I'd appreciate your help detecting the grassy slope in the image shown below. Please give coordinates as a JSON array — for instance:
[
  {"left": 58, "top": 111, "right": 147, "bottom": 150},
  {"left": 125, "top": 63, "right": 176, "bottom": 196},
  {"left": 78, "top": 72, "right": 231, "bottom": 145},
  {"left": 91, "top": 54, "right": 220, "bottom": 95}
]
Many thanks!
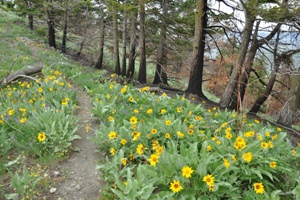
[{"left": 0, "top": 8, "right": 89, "bottom": 199}]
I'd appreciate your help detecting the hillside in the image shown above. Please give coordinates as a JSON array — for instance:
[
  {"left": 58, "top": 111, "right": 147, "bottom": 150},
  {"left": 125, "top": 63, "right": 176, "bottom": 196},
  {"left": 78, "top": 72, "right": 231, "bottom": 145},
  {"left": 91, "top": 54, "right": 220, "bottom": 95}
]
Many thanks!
[{"left": 1, "top": 8, "right": 300, "bottom": 200}]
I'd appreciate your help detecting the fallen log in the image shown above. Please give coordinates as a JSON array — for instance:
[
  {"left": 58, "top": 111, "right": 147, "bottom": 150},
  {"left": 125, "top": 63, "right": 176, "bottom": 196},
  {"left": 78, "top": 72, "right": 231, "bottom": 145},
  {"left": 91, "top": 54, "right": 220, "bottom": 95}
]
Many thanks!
[{"left": 0, "top": 65, "right": 42, "bottom": 87}]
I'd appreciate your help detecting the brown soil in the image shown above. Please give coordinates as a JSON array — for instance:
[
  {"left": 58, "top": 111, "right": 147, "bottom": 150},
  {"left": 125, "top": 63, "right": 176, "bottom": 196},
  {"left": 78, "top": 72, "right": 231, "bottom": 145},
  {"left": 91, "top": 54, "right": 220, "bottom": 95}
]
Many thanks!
[{"left": 50, "top": 86, "right": 104, "bottom": 200}]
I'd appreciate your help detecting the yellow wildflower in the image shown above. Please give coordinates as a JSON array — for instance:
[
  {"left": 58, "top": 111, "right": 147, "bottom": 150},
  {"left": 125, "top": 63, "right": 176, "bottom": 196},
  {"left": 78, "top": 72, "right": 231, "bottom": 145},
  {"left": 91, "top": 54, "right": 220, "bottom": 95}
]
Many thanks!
[
  {"left": 223, "top": 158, "right": 230, "bottom": 169},
  {"left": 170, "top": 180, "right": 183, "bottom": 193},
  {"left": 147, "top": 109, "right": 153, "bottom": 114},
  {"left": 38, "top": 132, "right": 46, "bottom": 142},
  {"left": 165, "top": 133, "right": 170, "bottom": 139},
  {"left": 130, "top": 116, "right": 138, "bottom": 124},
  {"left": 121, "top": 158, "right": 127, "bottom": 166},
  {"left": 108, "top": 131, "right": 118, "bottom": 140},
  {"left": 165, "top": 120, "right": 172, "bottom": 126},
  {"left": 161, "top": 109, "right": 167, "bottom": 114},
  {"left": 121, "top": 139, "right": 127, "bottom": 145},
  {"left": 253, "top": 182, "right": 264, "bottom": 194},
  {"left": 270, "top": 161, "right": 277, "bottom": 168},
  {"left": 20, "top": 118, "right": 27, "bottom": 123},
  {"left": 136, "top": 144, "right": 146, "bottom": 155},
  {"left": 110, "top": 148, "right": 115, "bottom": 156},
  {"left": 203, "top": 174, "right": 214, "bottom": 186},
  {"left": 148, "top": 154, "right": 159, "bottom": 166},
  {"left": 182, "top": 166, "right": 194, "bottom": 178},
  {"left": 85, "top": 124, "right": 90, "bottom": 133},
  {"left": 242, "top": 152, "right": 253, "bottom": 163}
]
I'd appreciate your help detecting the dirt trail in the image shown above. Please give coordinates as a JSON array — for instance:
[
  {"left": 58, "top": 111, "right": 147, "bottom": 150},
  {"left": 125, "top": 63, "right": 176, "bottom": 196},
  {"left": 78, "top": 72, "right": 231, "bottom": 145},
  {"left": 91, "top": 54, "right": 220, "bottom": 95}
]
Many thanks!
[{"left": 53, "top": 87, "right": 104, "bottom": 200}]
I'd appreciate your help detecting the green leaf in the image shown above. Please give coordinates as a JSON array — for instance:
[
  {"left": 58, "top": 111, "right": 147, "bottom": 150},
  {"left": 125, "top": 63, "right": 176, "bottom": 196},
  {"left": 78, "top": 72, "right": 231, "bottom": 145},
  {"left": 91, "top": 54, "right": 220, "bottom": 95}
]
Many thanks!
[
  {"left": 217, "top": 181, "right": 233, "bottom": 188},
  {"left": 160, "top": 163, "right": 173, "bottom": 177},
  {"left": 196, "top": 162, "right": 207, "bottom": 177},
  {"left": 270, "top": 190, "right": 281, "bottom": 200},
  {"left": 258, "top": 167, "right": 274, "bottom": 181},
  {"left": 182, "top": 187, "right": 196, "bottom": 199},
  {"left": 150, "top": 191, "right": 174, "bottom": 200},
  {"left": 276, "top": 132, "right": 287, "bottom": 143},
  {"left": 292, "top": 183, "right": 300, "bottom": 200},
  {"left": 250, "top": 168, "right": 263, "bottom": 179},
  {"left": 111, "top": 188, "right": 126, "bottom": 199},
  {"left": 200, "top": 141, "right": 208, "bottom": 157},
  {"left": 4, "top": 193, "right": 18, "bottom": 200},
  {"left": 139, "top": 185, "right": 156, "bottom": 199}
]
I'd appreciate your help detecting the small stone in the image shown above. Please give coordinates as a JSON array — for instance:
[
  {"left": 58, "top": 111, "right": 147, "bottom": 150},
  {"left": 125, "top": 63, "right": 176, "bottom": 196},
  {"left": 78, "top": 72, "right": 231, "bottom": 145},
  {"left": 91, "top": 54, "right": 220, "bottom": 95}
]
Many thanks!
[
  {"left": 50, "top": 188, "right": 57, "bottom": 193},
  {"left": 76, "top": 185, "right": 81, "bottom": 190},
  {"left": 53, "top": 171, "right": 60, "bottom": 176}
]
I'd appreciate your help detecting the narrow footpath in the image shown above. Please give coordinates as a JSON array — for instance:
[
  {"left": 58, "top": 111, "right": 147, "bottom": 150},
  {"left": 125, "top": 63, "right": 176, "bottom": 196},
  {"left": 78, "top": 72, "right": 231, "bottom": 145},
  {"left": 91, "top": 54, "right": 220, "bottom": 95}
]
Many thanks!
[{"left": 52, "top": 87, "right": 104, "bottom": 200}]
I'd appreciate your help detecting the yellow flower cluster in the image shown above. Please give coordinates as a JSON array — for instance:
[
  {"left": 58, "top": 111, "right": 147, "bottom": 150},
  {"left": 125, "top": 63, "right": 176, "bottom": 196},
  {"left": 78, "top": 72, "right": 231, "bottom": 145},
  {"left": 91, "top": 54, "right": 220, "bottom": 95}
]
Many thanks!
[{"left": 234, "top": 136, "right": 247, "bottom": 151}]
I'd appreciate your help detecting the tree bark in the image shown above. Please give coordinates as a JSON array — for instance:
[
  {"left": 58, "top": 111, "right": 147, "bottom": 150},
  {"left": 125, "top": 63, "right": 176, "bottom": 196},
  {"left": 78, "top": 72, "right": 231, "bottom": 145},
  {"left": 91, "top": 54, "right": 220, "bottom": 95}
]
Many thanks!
[
  {"left": 137, "top": 0, "right": 147, "bottom": 83},
  {"left": 239, "top": 23, "right": 281, "bottom": 105},
  {"left": 248, "top": 30, "right": 280, "bottom": 114},
  {"left": 126, "top": 8, "right": 137, "bottom": 79},
  {"left": 121, "top": 0, "right": 128, "bottom": 76},
  {"left": 0, "top": 65, "right": 42, "bottom": 87},
  {"left": 61, "top": 8, "right": 68, "bottom": 54},
  {"left": 277, "top": 71, "right": 300, "bottom": 127},
  {"left": 95, "top": 6, "right": 105, "bottom": 70},
  {"left": 153, "top": 0, "right": 168, "bottom": 85},
  {"left": 25, "top": 1, "right": 33, "bottom": 30},
  {"left": 185, "top": 0, "right": 207, "bottom": 98},
  {"left": 113, "top": 0, "right": 121, "bottom": 75},
  {"left": 46, "top": 0, "right": 56, "bottom": 48},
  {"left": 219, "top": 7, "right": 254, "bottom": 108},
  {"left": 77, "top": 39, "right": 85, "bottom": 56},
  {"left": 28, "top": 14, "right": 33, "bottom": 30},
  {"left": 76, "top": 6, "right": 89, "bottom": 57},
  {"left": 248, "top": 73, "right": 277, "bottom": 114}
]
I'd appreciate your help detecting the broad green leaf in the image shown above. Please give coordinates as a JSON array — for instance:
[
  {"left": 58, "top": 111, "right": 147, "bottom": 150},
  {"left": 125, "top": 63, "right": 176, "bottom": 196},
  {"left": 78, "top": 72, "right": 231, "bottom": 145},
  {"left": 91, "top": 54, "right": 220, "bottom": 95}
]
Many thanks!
[
  {"left": 270, "top": 190, "right": 281, "bottom": 200},
  {"left": 139, "top": 185, "right": 156, "bottom": 199},
  {"left": 292, "top": 183, "right": 300, "bottom": 200}
]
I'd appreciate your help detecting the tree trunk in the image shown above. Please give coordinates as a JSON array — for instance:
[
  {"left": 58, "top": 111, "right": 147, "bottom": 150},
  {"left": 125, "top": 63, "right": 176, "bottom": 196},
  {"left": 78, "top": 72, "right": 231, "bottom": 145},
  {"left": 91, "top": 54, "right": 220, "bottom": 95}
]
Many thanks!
[
  {"left": 248, "top": 73, "right": 277, "bottom": 114},
  {"left": 153, "top": 0, "right": 168, "bottom": 85},
  {"left": 113, "top": 0, "right": 121, "bottom": 75},
  {"left": 137, "top": 0, "right": 147, "bottom": 84},
  {"left": 25, "top": 1, "right": 33, "bottom": 30},
  {"left": 121, "top": 0, "right": 128, "bottom": 76},
  {"left": 277, "top": 71, "right": 300, "bottom": 127},
  {"left": 248, "top": 29, "right": 280, "bottom": 114},
  {"left": 239, "top": 23, "right": 281, "bottom": 106},
  {"left": 185, "top": 0, "right": 207, "bottom": 98},
  {"left": 61, "top": 8, "right": 68, "bottom": 54},
  {"left": 28, "top": 14, "right": 33, "bottom": 30},
  {"left": 126, "top": 9, "right": 137, "bottom": 79},
  {"left": 0, "top": 65, "right": 43, "bottom": 87},
  {"left": 95, "top": 9, "right": 105, "bottom": 69},
  {"left": 237, "top": 21, "right": 260, "bottom": 106},
  {"left": 76, "top": 6, "right": 89, "bottom": 57},
  {"left": 77, "top": 39, "right": 85, "bottom": 56},
  {"left": 219, "top": 8, "right": 254, "bottom": 108},
  {"left": 46, "top": 0, "right": 56, "bottom": 48}
]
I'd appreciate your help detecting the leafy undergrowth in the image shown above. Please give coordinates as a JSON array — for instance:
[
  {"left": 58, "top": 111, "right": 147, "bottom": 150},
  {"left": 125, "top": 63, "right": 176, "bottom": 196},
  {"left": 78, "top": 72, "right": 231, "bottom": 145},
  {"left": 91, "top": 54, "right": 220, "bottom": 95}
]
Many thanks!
[
  {"left": 88, "top": 76, "right": 300, "bottom": 199},
  {"left": 0, "top": 9, "right": 84, "bottom": 199},
  {"left": 0, "top": 68, "right": 80, "bottom": 199}
]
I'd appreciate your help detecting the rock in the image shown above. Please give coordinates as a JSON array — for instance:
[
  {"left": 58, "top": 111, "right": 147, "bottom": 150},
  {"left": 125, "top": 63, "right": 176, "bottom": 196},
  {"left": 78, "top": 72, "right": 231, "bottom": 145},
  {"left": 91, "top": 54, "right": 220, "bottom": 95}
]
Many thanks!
[
  {"left": 50, "top": 188, "right": 57, "bottom": 193},
  {"left": 76, "top": 185, "right": 81, "bottom": 190},
  {"left": 53, "top": 171, "right": 60, "bottom": 176}
]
